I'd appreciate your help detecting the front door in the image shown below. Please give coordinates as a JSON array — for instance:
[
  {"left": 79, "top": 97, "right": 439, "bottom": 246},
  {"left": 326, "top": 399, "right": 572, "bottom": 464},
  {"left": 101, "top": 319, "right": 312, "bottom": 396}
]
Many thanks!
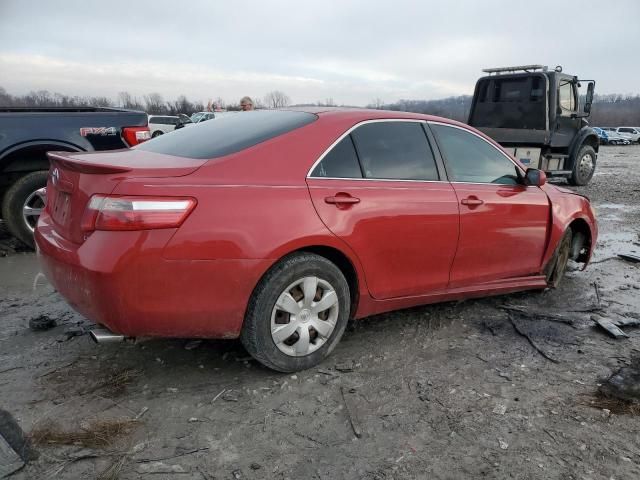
[
  {"left": 307, "top": 121, "right": 460, "bottom": 299},
  {"left": 429, "top": 122, "right": 550, "bottom": 288},
  {"left": 552, "top": 78, "right": 581, "bottom": 151}
]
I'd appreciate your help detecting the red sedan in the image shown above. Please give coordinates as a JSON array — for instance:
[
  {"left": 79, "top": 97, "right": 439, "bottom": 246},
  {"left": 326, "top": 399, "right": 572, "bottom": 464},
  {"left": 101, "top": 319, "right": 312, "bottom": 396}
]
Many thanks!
[{"left": 36, "top": 108, "right": 597, "bottom": 372}]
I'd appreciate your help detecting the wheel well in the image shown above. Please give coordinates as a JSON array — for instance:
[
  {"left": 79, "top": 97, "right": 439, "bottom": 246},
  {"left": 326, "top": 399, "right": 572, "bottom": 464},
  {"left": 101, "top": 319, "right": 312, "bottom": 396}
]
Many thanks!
[
  {"left": 1, "top": 144, "right": 78, "bottom": 175},
  {"left": 0, "top": 144, "right": 76, "bottom": 213},
  {"left": 294, "top": 245, "right": 360, "bottom": 318},
  {"left": 568, "top": 218, "right": 591, "bottom": 262},
  {"left": 584, "top": 135, "right": 599, "bottom": 153}
]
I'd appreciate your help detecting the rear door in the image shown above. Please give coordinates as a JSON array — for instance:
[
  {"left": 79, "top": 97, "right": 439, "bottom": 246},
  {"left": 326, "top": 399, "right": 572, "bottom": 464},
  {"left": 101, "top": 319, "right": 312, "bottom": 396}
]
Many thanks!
[
  {"left": 307, "top": 120, "right": 459, "bottom": 300},
  {"left": 429, "top": 122, "right": 550, "bottom": 288}
]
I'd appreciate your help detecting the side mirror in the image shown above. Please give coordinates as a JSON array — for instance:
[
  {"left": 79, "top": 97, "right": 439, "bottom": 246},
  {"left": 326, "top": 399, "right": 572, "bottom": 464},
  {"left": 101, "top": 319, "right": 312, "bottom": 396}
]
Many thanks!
[
  {"left": 525, "top": 168, "right": 546, "bottom": 187},
  {"left": 584, "top": 82, "right": 595, "bottom": 114}
]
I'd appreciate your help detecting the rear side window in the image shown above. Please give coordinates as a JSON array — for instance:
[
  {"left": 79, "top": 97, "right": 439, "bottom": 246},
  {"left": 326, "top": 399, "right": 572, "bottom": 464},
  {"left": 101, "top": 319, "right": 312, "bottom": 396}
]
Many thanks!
[
  {"left": 431, "top": 124, "right": 520, "bottom": 185},
  {"left": 351, "top": 122, "right": 439, "bottom": 180},
  {"left": 311, "top": 136, "right": 362, "bottom": 178},
  {"left": 136, "top": 110, "right": 317, "bottom": 159}
]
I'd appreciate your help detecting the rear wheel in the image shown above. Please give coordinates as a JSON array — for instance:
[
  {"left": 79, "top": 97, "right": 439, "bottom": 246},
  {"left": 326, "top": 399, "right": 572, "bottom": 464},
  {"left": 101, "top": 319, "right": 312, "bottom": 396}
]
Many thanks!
[
  {"left": 1, "top": 171, "right": 48, "bottom": 249},
  {"left": 151, "top": 131, "right": 163, "bottom": 138},
  {"left": 241, "top": 253, "right": 350, "bottom": 372},
  {"left": 568, "top": 145, "right": 596, "bottom": 186},
  {"left": 546, "top": 229, "right": 572, "bottom": 288}
]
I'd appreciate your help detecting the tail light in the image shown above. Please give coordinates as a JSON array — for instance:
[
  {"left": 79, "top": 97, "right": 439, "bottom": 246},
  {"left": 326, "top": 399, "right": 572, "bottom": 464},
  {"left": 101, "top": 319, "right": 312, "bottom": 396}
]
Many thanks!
[
  {"left": 81, "top": 195, "right": 196, "bottom": 232},
  {"left": 122, "top": 126, "right": 151, "bottom": 146}
]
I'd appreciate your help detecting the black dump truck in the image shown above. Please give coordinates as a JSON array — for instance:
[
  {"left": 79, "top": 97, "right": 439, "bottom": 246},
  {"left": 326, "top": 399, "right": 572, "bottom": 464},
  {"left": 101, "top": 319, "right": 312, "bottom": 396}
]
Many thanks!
[
  {"left": 0, "top": 107, "right": 150, "bottom": 247},
  {"left": 468, "top": 65, "right": 597, "bottom": 186}
]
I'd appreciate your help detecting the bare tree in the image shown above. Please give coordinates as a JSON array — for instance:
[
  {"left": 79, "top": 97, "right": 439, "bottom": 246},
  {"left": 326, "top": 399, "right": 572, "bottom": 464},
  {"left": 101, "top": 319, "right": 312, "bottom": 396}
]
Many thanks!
[
  {"left": 264, "top": 90, "right": 291, "bottom": 109},
  {"left": 370, "top": 98, "right": 385, "bottom": 110},
  {"left": 143, "top": 92, "right": 165, "bottom": 114}
]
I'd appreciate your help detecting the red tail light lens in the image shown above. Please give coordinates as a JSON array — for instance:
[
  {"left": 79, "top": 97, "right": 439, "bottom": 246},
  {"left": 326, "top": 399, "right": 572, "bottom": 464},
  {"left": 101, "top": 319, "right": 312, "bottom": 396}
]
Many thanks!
[
  {"left": 81, "top": 195, "right": 196, "bottom": 232},
  {"left": 122, "top": 126, "right": 151, "bottom": 146}
]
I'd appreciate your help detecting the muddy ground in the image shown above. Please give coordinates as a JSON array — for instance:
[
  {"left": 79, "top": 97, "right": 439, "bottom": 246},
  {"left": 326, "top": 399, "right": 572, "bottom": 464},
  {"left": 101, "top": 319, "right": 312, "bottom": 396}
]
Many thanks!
[{"left": 1, "top": 146, "right": 640, "bottom": 480}]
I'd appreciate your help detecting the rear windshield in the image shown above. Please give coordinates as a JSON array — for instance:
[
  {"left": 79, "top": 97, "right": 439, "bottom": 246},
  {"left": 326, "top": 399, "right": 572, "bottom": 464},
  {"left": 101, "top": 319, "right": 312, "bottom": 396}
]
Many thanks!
[{"left": 136, "top": 110, "right": 317, "bottom": 159}]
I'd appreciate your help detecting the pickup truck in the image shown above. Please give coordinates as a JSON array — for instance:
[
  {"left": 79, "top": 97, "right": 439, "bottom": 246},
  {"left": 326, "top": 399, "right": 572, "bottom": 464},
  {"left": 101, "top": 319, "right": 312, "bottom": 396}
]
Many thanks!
[{"left": 0, "top": 107, "right": 150, "bottom": 247}]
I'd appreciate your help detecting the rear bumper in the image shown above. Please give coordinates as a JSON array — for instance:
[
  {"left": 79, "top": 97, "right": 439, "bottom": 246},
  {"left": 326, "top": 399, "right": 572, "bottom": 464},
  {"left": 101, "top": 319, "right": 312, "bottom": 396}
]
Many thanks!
[{"left": 35, "top": 213, "right": 272, "bottom": 339}]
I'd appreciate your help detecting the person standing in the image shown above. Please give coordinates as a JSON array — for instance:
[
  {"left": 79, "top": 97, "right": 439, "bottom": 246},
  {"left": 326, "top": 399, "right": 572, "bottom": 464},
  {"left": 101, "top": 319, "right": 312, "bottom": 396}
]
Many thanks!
[{"left": 240, "top": 96, "right": 254, "bottom": 111}]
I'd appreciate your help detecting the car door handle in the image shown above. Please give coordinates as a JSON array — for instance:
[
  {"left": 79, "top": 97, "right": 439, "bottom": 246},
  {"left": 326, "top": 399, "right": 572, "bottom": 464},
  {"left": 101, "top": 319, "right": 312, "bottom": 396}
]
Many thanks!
[
  {"left": 460, "top": 197, "right": 484, "bottom": 206},
  {"left": 324, "top": 195, "right": 360, "bottom": 205}
]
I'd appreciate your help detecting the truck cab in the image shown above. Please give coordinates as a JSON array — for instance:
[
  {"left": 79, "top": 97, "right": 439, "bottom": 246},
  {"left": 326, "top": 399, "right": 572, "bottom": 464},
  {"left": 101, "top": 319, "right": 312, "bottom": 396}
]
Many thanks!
[{"left": 468, "top": 65, "right": 597, "bottom": 185}]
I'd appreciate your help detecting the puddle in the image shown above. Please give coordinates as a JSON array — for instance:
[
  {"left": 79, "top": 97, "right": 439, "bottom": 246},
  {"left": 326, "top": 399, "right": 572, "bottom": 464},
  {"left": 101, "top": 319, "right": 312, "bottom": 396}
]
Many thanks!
[{"left": 0, "top": 252, "right": 49, "bottom": 295}]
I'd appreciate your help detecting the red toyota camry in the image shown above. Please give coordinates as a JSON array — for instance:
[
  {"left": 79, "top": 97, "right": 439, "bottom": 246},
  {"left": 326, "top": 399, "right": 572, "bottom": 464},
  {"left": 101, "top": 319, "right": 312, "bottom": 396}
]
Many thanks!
[{"left": 36, "top": 108, "right": 597, "bottom": 372}]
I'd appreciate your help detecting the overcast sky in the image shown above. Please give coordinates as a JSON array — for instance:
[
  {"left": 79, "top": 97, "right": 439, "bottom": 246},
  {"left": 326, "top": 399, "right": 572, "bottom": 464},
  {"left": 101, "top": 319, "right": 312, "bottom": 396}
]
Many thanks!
[{"left": 1, "top": 0, "right": 639, "bottom": 106}]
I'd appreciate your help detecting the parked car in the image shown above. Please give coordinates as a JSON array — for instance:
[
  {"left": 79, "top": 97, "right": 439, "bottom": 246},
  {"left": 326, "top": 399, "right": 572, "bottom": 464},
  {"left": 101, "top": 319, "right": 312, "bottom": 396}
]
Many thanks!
[
  {"left": 599, "top": 128, "right": 632, "bottom": 145},
  {"left": 174, "top": 114, "right": 194, "bottom": 131},
  {"left": 615, "top": 127, "right": 640, "bottom": 143},
  {"left": 36, "top": 109, "right": 597, "bottom": 372},
  {"left": 0, "top": 107, "right": 149, "bottom": 247},
  {"left": 148, "top": 115, "right": 183, "bottom": 137},
  {"left": 593, "top": 127, "right": 609, "bottom": 144},
  {"left": 190, "top": 112, "right": 216, "bottom": 123}
]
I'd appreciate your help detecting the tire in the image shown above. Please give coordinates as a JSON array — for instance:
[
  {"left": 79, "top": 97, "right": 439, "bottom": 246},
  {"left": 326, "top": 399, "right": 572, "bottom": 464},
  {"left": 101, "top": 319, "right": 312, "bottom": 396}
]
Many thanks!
[
  {"left": 546, "top": 229, "right": 572, "bottom": 288},
  {"left": 568, "top": 145, "right": 596, "bottom": 186},
  {"left": 1, "top": 171, "right": 48, "bottom": 249},
  {"left": 241, "top": 252, "right": 351, "bottom": 372},
  {"left": 151, "top": 131, "right": 163, "bottom": 138}
]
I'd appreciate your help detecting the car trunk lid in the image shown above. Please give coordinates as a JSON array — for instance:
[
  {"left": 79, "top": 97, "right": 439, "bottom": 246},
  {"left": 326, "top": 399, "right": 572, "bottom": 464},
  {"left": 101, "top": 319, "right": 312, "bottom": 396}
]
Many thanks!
[{"left": 45, "top": 149, "right": 206, "bottom": 244}]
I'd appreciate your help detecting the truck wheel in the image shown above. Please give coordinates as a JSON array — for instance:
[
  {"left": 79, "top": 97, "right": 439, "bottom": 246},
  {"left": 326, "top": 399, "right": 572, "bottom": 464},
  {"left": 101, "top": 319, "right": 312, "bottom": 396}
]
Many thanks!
[
  {"left": 152, "top": 131, "right": 163, "bottom": 138},
  {"left": 1, "top": 171, "right": 48, "bottom": 249},
  {"left": 568, "top": 145, "right": 596, "bottom": 186}
]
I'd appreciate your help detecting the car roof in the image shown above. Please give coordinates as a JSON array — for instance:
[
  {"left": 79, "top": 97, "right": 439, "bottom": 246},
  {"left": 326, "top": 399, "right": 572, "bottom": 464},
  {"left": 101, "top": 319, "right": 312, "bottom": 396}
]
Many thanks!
[{"left": 280, "top": 106, "right": 466, "bottom": 127}]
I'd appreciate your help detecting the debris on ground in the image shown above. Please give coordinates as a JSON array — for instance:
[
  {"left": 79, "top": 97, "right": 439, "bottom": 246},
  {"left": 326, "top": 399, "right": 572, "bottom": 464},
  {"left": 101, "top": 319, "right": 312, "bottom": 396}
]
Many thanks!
[
  {"left": 0, "top": 436, "right": 24, "bottom": 479},
  {"left": 29, "top": 418, "right": 140, "bottom": 449},
  {"left": 499, "top": 304, "right": 576, "bottom": 325},
  {"left": 28, "top": 315, "right": 56, "bottom": 331},
  {"left": 493, "top": 404, "right": 507, "bottom": 415},
  {"left": 508, "top": 315, "right": 559, "bottom": 363},
  {"left": 0, "top": 409, "right": 38, "bottom": 466},
  {"left": 617, "top": 253, "right": 640, "bottom": 264},
  {"left": 0, "top": 409, "right": 38, "bottom": 478},
  {"left": 592, "top": 314, "right": 640, "bottom": 339},
  {"left": 335, "top": 361, "right": 358, "bottom": 372},
  {"left": 599, "top": 361, "right": 640, "bottom": 404},
  {"left": 341, "top": 387, "right": 363, "bottom": 438},
  {"left": 81, "top": 368, "right": 141, "bottom": 397},
  {"left": 63, "top": 326, "right": 86, "bottom": 340},
  {"left": 184, "top": 340, "right": 202, "bottom": 350},
  {"left": 136, "top": 462, "right": 186, "bottom": 474}
]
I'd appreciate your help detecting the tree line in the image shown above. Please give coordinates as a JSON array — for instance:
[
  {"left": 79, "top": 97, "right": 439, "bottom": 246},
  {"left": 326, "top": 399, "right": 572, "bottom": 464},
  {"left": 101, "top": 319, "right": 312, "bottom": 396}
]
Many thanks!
[
  {"left": 366, "top": 94, "right": 640, "bottom": 126},
  {"left": 0, "top": 87, "right": 292, "bottom": 114},
  {"left": 1, "top": 85, "right": 639, "bottom": 126}
]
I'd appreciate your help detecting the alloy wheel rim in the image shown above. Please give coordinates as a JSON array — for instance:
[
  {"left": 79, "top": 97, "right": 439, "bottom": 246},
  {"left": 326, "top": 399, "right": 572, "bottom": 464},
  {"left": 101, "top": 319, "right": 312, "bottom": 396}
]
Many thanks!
[
  {"left": 22, "top": 187, "right": 46, "bottom": 233},
  {"left": 270, "top": 276, "right": 339, "bottom": 357}
]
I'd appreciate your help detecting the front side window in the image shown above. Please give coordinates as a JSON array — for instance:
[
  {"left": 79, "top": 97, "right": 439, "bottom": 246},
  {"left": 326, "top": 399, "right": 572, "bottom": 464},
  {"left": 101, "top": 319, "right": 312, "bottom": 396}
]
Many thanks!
[
  {"left": 558, "top": 81, "right": 576, "bottom": 112},
  {"left": 431, "top": 124, "right": 520, "bottom": 185},
  {"left": 310, "top": 136, "right": 362, "bottom": 178},
  {"left": 351, "top": 122, "right": 439, "bottom": 181}
]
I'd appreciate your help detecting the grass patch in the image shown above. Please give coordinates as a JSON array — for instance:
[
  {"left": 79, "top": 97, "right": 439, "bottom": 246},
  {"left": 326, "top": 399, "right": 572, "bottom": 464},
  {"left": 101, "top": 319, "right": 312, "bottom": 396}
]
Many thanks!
[
  {"left": 30, "top": 418, "right": 140, "bottom": 449},
  {"left": 579, "top": 392, "right": 640, "bottom": 416}
]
